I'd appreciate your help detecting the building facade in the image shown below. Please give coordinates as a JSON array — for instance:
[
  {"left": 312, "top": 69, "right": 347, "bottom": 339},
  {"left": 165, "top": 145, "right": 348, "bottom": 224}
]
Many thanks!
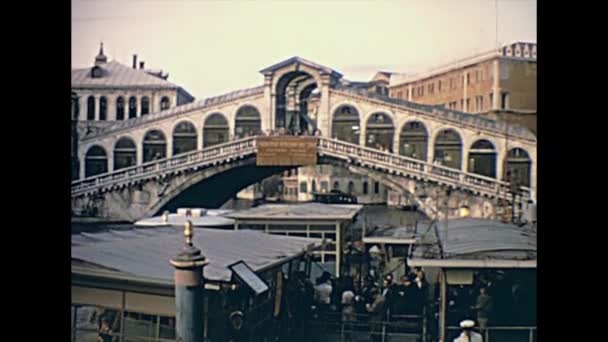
[{"left": 389, "top": 42, "right": 536, "bottom": 132}]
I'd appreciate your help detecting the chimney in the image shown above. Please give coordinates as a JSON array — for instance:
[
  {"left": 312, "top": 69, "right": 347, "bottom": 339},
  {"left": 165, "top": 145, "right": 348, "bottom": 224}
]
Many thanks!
[
  {"left": 140, "top": 61, "right": 145, "bottom": 69},
  {"left": 132, "top": 54, "right": 137, "bottom": 69}
]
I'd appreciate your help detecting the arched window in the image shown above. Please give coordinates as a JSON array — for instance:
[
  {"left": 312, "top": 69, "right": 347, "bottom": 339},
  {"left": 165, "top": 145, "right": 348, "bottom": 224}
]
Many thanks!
[
  {"left": 116, "top": 97, "right": 125, "bottom": 121},
  {"left": 366, "top": 112, "right": 394, "bottom": 151},
  {"left": 468, "top": 139, "right": 497, "bottom": 178},
  {"left": 99, "top": 96, "right": 107, "bottom": 121},
  {"left": 433, "top": 129, "right": 463, "bottom": 170},
  {"left": 333, "top": 181, "right": 340, "bottom": 191},
  {"left": 173, "top": 121, "right": 197, "bottom": 155},
  {"left": 143, "top": 130, "right": 167, "bottom": 162},
  {"left": 72, "top": 97, "right": 79, "bottom": 120},
  {"left": 504, "top": 148, "right": 532, "bottom": 188},
  {"left": 332, "top": 105, "right": 360, "bottom": 144},
  {"left": 87, "top": 96, "right": 95, "bottom": 121},
  {"left": 311, "top": 180, "right": 317, "bottom": 193},
  {"left": 374, "top": 181, "right": 380, "bottom": 194},
  {"left": 399, "top": 121, "right": 428, "bottom": 161},
  {"left": 203, "top": 113, "right": 229, "bottom": 147},
  {"left": 300, "top": 181, "right": 308, "bottom": 194},
  {"left": 363, "top": 181, "right": 369, "bottom": 195},
  {"left": 84, "top": 145, "right": 107, "bottom": 177},
  {"left": 348, "top": 181, "right": 355, "bottom": 194},
  {"left": 235, "top": 105, "right": 261, "bottom": 137},
  {"left": 128, "top": 97, "right": 137, "bottom": 119},
  {"left": 113, "top": 137, "right": 136, "bottom": 170},
  {"left": 160, "top": 96, "right": 170, "bottom": 110},
  {"left": 141, "top": 96, "right": 150, "bottom": 115}
]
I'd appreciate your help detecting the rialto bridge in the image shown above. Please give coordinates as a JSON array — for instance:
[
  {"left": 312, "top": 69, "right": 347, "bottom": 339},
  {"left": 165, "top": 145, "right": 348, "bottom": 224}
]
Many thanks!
[{"left": 72, "top": 57, "right": 536, "bottom": 221}]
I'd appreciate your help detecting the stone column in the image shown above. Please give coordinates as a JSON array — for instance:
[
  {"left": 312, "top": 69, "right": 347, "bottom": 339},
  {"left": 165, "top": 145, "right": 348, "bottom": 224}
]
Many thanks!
[
  {"left": 170, "top": 221, "right": 208, "bottom": 342},
  {"left": 462, "top": 72, "right": 468, "bottom": 112},
  {"left": 263, "top": 73, "right": 274, "bottom": 132},
  {"left": 78, "top": 95, "right": 86, "bottom": 121},
  {"left": 492, "top": 59, "right": 501, "bottom": 110},
  {"left": 407, "top": 85, "right": 413, "bottom": 101},
  {"left": 317, "top": 73, "right": 332, "bottom": 136},
  {"left": 107, "top": 95, "right": 116, "bottom": 121}
]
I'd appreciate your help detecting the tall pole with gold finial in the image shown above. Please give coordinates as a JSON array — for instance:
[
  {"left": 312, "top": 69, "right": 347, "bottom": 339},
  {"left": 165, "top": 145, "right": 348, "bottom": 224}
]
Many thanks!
[{"left": 170, "top": 221, "right": 208, "bottom": 342}]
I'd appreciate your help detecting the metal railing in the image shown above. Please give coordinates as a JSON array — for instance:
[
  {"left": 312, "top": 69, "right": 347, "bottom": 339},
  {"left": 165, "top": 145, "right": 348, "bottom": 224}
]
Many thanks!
[
  {"left": 447, "top": 325, "right": 537, "bottom": 342},
  {"left": 73, "top": 135, "right": 532, "bottom": 204},
  {"left": 307, "top": 311, "right": 427, "bottom": 342}
]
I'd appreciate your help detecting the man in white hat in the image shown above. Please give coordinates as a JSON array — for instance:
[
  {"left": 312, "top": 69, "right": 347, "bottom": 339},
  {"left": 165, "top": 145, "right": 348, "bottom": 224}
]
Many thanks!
[{"left": 453, "top": 319, "right": 483, "bottom": 342}]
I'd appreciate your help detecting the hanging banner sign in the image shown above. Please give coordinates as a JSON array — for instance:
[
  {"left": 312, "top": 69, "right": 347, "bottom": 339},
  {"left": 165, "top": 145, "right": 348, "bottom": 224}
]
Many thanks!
[{"left": 256, "top": 136, "right": 318, "bottom": 166}]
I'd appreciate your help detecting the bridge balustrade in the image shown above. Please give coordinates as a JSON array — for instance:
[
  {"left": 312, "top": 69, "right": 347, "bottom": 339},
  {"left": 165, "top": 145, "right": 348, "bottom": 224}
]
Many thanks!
[
  {"left": 73, "top": 136, "right": 530, "bottom": 205},
  {"left": 446, "top": 325, "right": 537, "bottom": 342}
]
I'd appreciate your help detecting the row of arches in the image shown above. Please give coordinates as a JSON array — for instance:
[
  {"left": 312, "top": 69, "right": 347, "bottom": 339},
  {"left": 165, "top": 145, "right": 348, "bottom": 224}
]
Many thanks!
[
  {"left": 83, "top": 95, "right": 171, "bottom": 121},
  {"left": 82, "top": 107, "right": 262, "bottom": 177},
  {"left": 330, "top": 104, "right": 532, "bottom": 187}
]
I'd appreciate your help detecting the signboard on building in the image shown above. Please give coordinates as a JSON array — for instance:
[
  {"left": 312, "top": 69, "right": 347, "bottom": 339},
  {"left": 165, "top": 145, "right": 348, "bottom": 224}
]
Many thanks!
[{"left": 256, "top": 136, "right": 318, "bottom": 166}]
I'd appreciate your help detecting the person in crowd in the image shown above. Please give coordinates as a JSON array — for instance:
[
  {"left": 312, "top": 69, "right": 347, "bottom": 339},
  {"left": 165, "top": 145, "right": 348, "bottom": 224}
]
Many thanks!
[
  {"left": 366, "top": 288, "right": 386, "bottom": 342},
  {"left": 414, "top": 268, "right": 429, "bottom": 313},
  {"left": 381, "top": 274, "right": 398, "bottom": 318},
  {"left": 470, "top": 286, "right": 493, "bottom": 336},
  {"left": 97, "top": 317, "right": 113, "bottom": 342},
  {"left": 341, "top": 290, "right": 357, "bottom": 322},
  {"left": 227, "top": 311, "right": 250, "bottom": 342},
  {"left": 453, "top": 319, "right": 483, "bottom": 342},
  {"left": 314, "top": 272, "right": 333, "bottom": 312}
]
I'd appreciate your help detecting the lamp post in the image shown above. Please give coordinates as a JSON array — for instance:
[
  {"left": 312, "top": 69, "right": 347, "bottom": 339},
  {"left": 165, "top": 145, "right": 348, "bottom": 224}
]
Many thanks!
[{"left": 170, "top": 221, "right": 208, "bottom": 342}]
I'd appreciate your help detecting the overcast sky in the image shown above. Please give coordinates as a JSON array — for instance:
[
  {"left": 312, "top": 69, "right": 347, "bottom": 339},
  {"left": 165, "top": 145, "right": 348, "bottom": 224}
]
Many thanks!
[{"left": 72, "top": 0, "right": 536, "bottom": 99}]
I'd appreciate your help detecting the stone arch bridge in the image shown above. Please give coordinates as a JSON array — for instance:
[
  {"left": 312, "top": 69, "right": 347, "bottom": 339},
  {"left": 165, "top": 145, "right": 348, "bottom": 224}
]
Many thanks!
[{"left": 73, "top": 57, "right": 536, "bottom": 221}]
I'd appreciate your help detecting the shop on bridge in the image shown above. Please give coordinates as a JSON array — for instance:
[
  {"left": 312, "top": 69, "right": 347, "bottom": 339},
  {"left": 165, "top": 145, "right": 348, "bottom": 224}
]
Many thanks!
[{"left": 71, "top": 225, "right": 323, "bottom": 342}]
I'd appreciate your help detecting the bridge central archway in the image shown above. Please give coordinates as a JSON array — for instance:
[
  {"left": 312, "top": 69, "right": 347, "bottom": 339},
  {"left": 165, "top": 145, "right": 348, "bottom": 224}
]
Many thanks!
[{"left": 274, "top": 71, "right": 319, "bottom": 133}]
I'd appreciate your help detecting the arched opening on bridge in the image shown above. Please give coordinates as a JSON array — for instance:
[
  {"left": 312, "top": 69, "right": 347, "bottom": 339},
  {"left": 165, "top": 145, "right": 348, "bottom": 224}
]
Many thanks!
[
  {"left": 128, "top": 97, "right": 137, "bottom": 119},
  {"left": 172, "top": 121, "right": 197, "bottom": 156},
  {"left": 99, "top": 96, "right": 107, "bottom": 121},
  {"left": 348, "top": 181, "right": 355, "bottom": 194},
  {"left": 433, "top": 129, "right": 462, "bottom": 170},
  {"left": 160, "top": 96, "right": 170, "bottom": 111},
  {"left": 141, "top": 96, "right": 150, "bottom": 116},
  {"left": 332, "top": 105, "right": 360, "bottom": 144},
  {"left": 298, "top": 84, "right": 319, "bottom": 133},
  {"left": 468, "top": 139, "right": 496, "bottom": 178},
  {"left": 275, "top": 71, "right": 318, "bottom": 133},
  {"left": 84, "top": 145, "right": 107, "bottom": 177},
  {"left": 333, "top": 181, "right": 340, "bottom": 191},
  {"left": 116, "top": 97, "right": 125, "bottom": 121},
  {"left": 143, "top": 130, "right": 167, "bottom": 162},
  {"left": 399, "top": 121, "right": 428, "bottom": 161},
  {"left": 113, "top": 137, "right": 136, "bottom": 170},
  {"left": 234, "top": 105, "right": 261, "bottom": 138},
  {"left": 203, "top": 113, "right": 229, "bottom": 147},
  {"left": 366, "top": 112, "right": 394, "bottom": 151},
  {"left": 87, "top": 96, "right": 95, "bottom": 121},
  {"left": 503, "top": 148, "right": 531, "bottom": 188}
]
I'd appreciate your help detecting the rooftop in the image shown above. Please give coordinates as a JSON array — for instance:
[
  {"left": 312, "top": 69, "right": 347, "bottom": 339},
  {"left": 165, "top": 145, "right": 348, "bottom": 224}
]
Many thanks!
[
  {"left": 72, "top": 226, "right": 321, "bottom": 284},
  {"left": 225, "top": 202, "right": 363, "bottom": 221},
  {"left": 408, "top": 218, "right": 536, "bottom": 268},
  {"left": 72, "top": 60, "right": 182, "bottom": 90}
]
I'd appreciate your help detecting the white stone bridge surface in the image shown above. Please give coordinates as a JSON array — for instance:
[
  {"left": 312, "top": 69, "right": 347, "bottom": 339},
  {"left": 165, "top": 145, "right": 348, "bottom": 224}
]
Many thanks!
[{"left": 73, "top": 57, "right": 536, "bottom": 221}]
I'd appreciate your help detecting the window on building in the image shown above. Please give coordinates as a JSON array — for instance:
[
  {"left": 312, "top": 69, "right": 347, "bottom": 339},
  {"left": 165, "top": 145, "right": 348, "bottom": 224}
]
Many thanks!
[
  {"left": 116, "top": 97, "right": 125, "bottom": 120},
  {"left": 450, "top": 78, "right": 454, "bottom": 89},
  {"left": 479, "top": 96, "right": 484, "bottom": 112},
  {"left": 128, "top": 97, "right": 137, "bottom": 118},
  {"left": 363, "top": 181, "right": 368, "bottom": 195},
  {"left": 501, "top": 92, "right": 509, "bottom": 109},
  {"left": 99, "top": 96, "right": 107, "bottom": 121},
  {"left": 348, "top": 181, "right": 355, "bottom": 194},
  {"left": 374, "top": 181, "right": 380, "bottom": 194},
  {"left": 466, "top": 73, "right": 470, "bottom": 85},
  {"left": 141, "top": 96, "right": 150, "bottom": 115},
  {"left": 460, "top": 99, "right": 464, "bottom": 110},
  {"left": 438, "top": 80, "right": 442, "bottom": 92},
  {"left": 87, "top": 96, "right": 95, "bottom": 120},
  {"left": 300, "top": 181, "right": 308, "bottom": 193},
  {"left": 397, "top": 91, "right": 403, "bottom": 99},
  {"left": 465, "top": 98, "right": 470, "bottom": 112},
  {"left": 489, "top": 93, "right": 494, "bottom": 109},
  {"left": 160, "top": 96, "right": 170, "bottom": 110},
  {"left": 333, "top": 181, "right": 340, "bottom": 191}
]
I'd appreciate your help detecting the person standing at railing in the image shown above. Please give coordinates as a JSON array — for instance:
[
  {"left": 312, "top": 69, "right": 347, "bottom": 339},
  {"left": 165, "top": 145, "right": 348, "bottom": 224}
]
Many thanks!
[
  {"left": 470, "top": 286, "right": 493, "bottom": 338},
  {"left": 314, "top": 272, "right": 333, "bottom": 314},
  {"left": 453, "top": 320, "right": 483, "bottom": 342},
  {"left": 365, "top": 288, "right": 386, "bottom": 342}
]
